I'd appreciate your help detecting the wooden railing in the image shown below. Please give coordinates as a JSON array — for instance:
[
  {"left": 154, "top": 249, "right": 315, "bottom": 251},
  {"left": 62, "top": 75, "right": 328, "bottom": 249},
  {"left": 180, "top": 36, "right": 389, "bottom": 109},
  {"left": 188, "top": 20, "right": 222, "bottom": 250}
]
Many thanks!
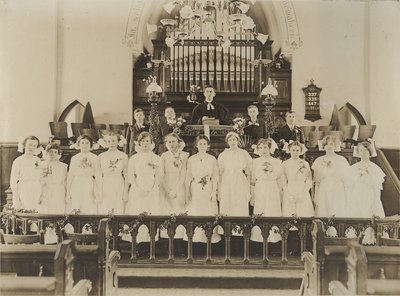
[{"left": 2, "top": 212, "right": 399, "bottom": 267}]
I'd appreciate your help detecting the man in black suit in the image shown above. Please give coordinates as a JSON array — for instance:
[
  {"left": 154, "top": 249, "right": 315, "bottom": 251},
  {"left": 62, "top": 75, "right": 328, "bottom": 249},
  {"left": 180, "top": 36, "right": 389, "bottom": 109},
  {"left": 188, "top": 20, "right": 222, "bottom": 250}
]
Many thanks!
[
  {"left": 243, "top": 105, "right": 266, "bottom": 141},
  {"left": 126, "top": 108, "right": 149, "bottom": 156},
  {"left": 191, "top": 86, "right": 231, "bottom": 125},
  {"left": 276, "top": 111, "right": 305, "bottom": 143}
]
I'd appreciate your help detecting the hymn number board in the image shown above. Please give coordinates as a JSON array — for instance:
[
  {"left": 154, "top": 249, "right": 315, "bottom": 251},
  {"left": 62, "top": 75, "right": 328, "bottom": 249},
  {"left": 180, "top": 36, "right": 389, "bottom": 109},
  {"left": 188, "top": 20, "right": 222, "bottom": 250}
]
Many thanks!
[{"left": 303, "top": 80, "right": 322, "bottom": 122}]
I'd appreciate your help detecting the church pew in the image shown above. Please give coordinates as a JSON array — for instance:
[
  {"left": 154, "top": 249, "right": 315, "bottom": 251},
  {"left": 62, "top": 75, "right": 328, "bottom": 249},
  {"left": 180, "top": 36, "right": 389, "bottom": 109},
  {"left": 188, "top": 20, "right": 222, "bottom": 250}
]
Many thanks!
[
  {"left": 0, "top": 239, "right": 92, "bottom": 295},
  {"left": 328, "top": 241, "right": 400, "bottom": 295},
  {"left": 302, "top": 219, "right": 400, "bottom": 295},
  {"left": 62, "top": 217, "right": 120, "bottom": 296},
  {"left": 0, "top": 218, "right": 119, "bottom": 296}
]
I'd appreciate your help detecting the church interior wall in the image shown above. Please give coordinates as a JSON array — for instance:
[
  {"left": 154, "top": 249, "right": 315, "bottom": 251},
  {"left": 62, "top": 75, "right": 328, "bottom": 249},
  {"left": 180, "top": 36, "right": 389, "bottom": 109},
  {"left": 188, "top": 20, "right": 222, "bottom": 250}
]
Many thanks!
[{"left": 1, "top": 0, "right": 399, "bottom": 148}]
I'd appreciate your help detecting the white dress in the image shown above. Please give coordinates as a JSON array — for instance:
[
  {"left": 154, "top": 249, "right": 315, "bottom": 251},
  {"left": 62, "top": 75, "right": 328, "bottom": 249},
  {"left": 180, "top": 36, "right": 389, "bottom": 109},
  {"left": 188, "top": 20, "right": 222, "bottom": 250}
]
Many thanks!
[
  {"left": 250, "top": 156, "right": 283, "bottom": 243},
  {"left": 349, "top": 161, "right": 385, "bottom": 218},
  {"left": 218, "top": 148, "right": 252, "bottom": 216},
  {"left": 160, "top": 150, "right": 189, "bottom": 239},
  {"left": 40, "top": 160, "right": 68, "bottom": 214},
  {"left": 126, "top": 151, "right": 162, "bottom": 243},
  {"left": 282, "top": 158, "right": 315, "bottom": 217},
  {"left": 184, "top": 153, "right": 220, "bottom": 243},
  {"left": 99, "top": 150, "right": 128, "bottom": 215},
  {"left": 312, "top": 154, "right": 350, "bottom": 217},
  {"left": 252, "top": 156, "right": 283, "bottom": 217},
  {"left": 68, "top": 152, "right": 101, "bottom": 214},
  {"left": 10, "top": 155, "right": 42, "bottom": 211}
]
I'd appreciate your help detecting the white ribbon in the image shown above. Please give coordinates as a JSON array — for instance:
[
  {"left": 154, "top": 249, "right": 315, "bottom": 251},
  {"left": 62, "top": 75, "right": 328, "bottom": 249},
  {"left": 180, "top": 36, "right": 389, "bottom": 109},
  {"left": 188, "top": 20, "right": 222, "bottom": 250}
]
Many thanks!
[{"left": 206, "top": 102, "right": 215, "bottom": 110}]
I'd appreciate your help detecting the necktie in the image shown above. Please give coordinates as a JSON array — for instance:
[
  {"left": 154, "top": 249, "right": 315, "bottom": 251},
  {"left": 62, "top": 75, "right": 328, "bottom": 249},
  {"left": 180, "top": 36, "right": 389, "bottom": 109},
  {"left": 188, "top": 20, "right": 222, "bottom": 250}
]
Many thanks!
[{"left": 206, "top": 102, "right": 215, "bottom": 110}]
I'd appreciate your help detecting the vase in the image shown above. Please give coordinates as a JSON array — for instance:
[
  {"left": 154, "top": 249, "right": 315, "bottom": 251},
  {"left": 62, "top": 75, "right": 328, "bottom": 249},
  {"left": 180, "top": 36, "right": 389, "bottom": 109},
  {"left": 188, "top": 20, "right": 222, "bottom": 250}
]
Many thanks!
[
  {"left": 49, "top": 122, "right": 68, "bottom": 138},
  {"left": 308, "top": 131, "right": 325, "bottom": 148},
  {"left": 357, "top": 125, "right": 376, "bottom": 141}
]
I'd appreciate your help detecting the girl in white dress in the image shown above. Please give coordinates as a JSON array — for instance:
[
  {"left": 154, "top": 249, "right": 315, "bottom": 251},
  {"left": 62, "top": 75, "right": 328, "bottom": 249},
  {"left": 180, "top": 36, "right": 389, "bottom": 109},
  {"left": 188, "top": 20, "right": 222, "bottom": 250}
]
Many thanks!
[
  {"left": 312, "top": 135, "right": 350, "bottom": 217},
  {"left": 126, "top": 132, "right": 162, "bottom": 243},
  {"left": 160, "top": 133, "right": 188, "bottom": 239},
  {"left": 349, "top": 141, "right": 385, "bottom": 218},
  {"left": 39, "top": 143, "right": 68, "bottom": 214},
  {"left": 282, "top": 141, "right": 314, "bottom": 217},
  {"left": 185, "top": 135, "right": 220, "bottom": 243},
  {"left": 10, "top": 136, "right": 42, "bottom": 211},
  {"left": 250, "top": 138, "right": 283, "bottom": 243},
  {"left": 98, "top": 132, "right": 128, "bottom": 215},
  {"left": 66, "top": 135, "right": 101, "bottom": 214},
  {"left": 218, "top": 132, "right": 252, "bottom": 217}
]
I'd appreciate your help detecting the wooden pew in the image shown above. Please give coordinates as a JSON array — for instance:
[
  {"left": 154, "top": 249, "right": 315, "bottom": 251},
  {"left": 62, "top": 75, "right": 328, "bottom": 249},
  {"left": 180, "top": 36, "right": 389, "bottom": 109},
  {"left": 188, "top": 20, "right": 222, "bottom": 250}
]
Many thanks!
[
  {"left": 0, "top": 239, "right": 91, "bottom": 295},
  {"left": 62, "top": 217, "right": 120, "bottom": 296},
  {"left": 0, "top": 218, "right": 119, "bottom": 296},
  {"left": 329, "top": 241, "right": 400, "bottom": 295},
  {"left": 302, "top": 219, "right": 400, "bottom": 295}
]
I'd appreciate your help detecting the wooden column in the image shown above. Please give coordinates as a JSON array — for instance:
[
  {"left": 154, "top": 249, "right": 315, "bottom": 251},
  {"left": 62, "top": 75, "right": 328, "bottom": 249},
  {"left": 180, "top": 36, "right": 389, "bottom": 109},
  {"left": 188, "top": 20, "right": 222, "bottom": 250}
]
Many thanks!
[
  {"left": 224, "top": 222, "right": 232, "bottom": 264},
  {"left": 186, "top": 222, "right": 194, "bottom": 264},
  {"left": 262, "top": 222, "right": 270, "bottom": 266}
]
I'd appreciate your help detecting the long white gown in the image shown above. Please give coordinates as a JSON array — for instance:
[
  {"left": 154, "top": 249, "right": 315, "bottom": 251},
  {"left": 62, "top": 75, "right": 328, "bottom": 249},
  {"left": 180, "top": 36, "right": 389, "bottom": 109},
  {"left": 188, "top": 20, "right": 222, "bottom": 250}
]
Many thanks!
[
  {"left": 184, "top": 153, "right": 221, "bottom": 243},
  {"left": 218, "top": 148, "right": 252, "bottom": 216},
  {"left": 250, "top": 156, "right": 283, "bottom": 242},
  {"left": 99, "top": 150, "right": 128, "bottom": 215},
  {"left": 282, "top": 158, "right": 315, "bottom": 217},
  {"left": 126, "top": 151, "right": 162, "bottom": 243},
  {"left": 312, "top": 154, "right": 350, "bottom": 217},
  {"left": 160, "top": 150, "right": 189, "bottom": 239},
  {"left": 10, "top": 155, "right": 42, "bottom": 211},
  {"left": 349, "top": 161, "right": 385, "bottom": 218},
  {"left": 68, "top": 152, "right": 101, "bottom": 214},
  {"left": 40, "top": 160, "right": 68, "bottom": 214}
]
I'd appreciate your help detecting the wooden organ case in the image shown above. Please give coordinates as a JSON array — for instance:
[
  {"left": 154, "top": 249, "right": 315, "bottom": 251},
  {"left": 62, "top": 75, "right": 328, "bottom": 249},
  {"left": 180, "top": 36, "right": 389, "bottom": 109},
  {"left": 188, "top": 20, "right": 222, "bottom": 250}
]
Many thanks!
[{"left": 133, "top": 5, "right": 292, "bottom": 129}]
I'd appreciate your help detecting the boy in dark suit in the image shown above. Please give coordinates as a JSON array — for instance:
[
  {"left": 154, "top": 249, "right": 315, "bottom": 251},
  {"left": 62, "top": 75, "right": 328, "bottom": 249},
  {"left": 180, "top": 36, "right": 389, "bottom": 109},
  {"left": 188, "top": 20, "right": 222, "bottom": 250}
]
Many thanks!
[
  {"left": 243, "top": 105, "right": 266, "bottom": 141},
  {"left": 126, "top": 108, "right": 149, "bottom": 156},
  {"left": 276, "top": 111, "right": 305, "bottom": 143}
]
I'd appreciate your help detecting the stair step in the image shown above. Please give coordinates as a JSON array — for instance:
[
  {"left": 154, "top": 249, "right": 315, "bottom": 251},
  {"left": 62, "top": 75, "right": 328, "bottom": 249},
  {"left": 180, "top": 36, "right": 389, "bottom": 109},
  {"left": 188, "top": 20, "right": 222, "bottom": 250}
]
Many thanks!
[
  {"left": 118, "top": 267, "right": 303, "bottom": 289},
  {"left": 118, "top": 288, "right": 300, "bottom": 295}
]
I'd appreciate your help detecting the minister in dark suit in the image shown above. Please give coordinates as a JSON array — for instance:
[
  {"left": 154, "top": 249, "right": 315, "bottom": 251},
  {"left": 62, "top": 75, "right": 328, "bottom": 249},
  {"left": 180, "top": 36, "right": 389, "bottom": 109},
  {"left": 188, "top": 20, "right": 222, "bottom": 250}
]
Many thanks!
[
  {"left": 191, "top": 86, "right": 231, "bottom": 125},
  {"left": 276, "top": 111, "right": 305, "bottom": 143}
]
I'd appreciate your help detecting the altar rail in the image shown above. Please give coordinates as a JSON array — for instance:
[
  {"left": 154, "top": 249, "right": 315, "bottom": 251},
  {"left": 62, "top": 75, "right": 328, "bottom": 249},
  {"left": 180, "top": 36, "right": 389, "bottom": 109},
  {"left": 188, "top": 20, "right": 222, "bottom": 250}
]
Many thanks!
[{"left": 1, "top": 213, "right": 399, "bottom": 266}]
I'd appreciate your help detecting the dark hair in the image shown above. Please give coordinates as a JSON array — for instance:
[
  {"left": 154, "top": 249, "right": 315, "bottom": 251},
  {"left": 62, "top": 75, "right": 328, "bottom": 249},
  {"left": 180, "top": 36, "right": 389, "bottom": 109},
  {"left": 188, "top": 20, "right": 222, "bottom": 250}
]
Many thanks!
[
  {"left": 46, "top": 143, "right": 61, "bottom": 153},
  {"left": 137, "top": 131, "right": 153, "bottom": 144},
  {"left": 23, "top": 136, "right": 40, "bottom": 148},
  {"left": 321, "top": 135, "right": 339, "bottom": 148},
  {"left": 134, "top": 108, "right": 145, "bottom": 115},
  {"left": 77, "top": 135, "right": 93, "bottom": 147},
  {"left": 105, "top": 131, "right": 122, "bottom": 140},
  {"left": 164, "top": 133, "right": 182, "bottom": 144},
  {"left": 194, "top": 135, "right": 210, "bottom": 147},
  {"left": 203, "top": 85, "right": 214, "bottom": 91},
  {"left": 285, "top": 111, "right": 296, "bottom": 117}
]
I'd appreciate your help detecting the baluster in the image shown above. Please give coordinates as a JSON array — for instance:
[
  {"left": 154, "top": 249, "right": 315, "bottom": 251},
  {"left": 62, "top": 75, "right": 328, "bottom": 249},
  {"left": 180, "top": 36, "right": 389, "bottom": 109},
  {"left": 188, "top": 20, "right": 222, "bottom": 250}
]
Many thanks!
[
  {"left": 338, "top": 223, "right": 345, "bottom": 237},
  {"left": 168, "top": 222, "right": 175, "bottom": 264},
  {"left": 5, "top": 211, "right": 10, "bottom": 234},
  {"left": 130, "top": 226, "right": 138, "bottom": 263},
  {"left": 280, "top": 224, "right": 289, "bottom": 265},
  {"left": 22, "top": 218, "right": 28, "bottom": 235},
  {"left": 393, "top": 221, "right": 399, "bottom": 238},
  {"left": 243, "top": 224, "right": 251, "bottom": 265},
  {"left": 201, "top": 47, "right": 207, "bottom": 88},
  {"left": 11, "top": 215, "right": 16, "bottom": 234},
  {"left": 262, "top": 222, "right": 270, "bottom": 265},
  {"left": 230, "top": 49, "right": 235, "bottom": 91},
  {"left": 224, "top": 222, "right": 232, "bottom": 264},
  {"left": 299, "top": 223, "right": 307, "bottom": 254},
  {"left": 189, "top": 45, "right": 193, "bottom": 89},
  {"left": 195, "top": 47, "right": 200, "bottom": 86},
  {"left": 149, "top": 221, "right": 157, "bottom": 263},
  {"left": 205, "top": 225, "right": 213, "bottom": 264},
  {"left": 376, "top": 223, "right": 383, "bottom": 246},
  {"left": 223, "top": 51, "right": 229, "bottom": 91},
  {"left": 186, "top": 222, "right": 194, "bottom": 264},
  {"left": 216, "top": 46, "right": 222, "bottom": 91},
  {"left": 250, "top": 47, "right": 254, "bottom": 91}
]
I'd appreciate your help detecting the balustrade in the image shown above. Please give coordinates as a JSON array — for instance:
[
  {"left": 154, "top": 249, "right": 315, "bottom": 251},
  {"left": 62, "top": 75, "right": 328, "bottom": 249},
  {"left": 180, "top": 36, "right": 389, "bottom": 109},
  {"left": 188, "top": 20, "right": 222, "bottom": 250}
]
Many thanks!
[{"left": 1, "top": 212, "right": 398, "bottom": 267}]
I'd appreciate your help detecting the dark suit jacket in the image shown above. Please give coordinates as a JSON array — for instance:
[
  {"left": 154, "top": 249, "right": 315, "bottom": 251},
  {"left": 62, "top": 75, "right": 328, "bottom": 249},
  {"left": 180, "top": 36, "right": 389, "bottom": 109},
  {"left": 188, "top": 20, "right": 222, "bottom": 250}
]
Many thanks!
[
  {"left": 276, "top": 124, "right": 305, "bottom": 143},
  {"left": 158, "top": 117, "right": 175, "bottom": 139},
  {"left": 243, "top": 118, "right": 266, "bottom": 140},
  {"left": 191, "top": 101, "right": 231, "bottom": 125},
  {"left": 126, "top": 123, "right": 149, "bottom": 156}
]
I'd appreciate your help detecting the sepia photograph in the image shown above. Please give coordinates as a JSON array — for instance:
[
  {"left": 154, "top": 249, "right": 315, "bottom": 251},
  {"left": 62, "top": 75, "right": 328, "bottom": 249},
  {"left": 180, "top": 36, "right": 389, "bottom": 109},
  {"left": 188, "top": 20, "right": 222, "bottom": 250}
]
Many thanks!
[{"left": 0, "top": 0, "right": 399, "bottom": 295}]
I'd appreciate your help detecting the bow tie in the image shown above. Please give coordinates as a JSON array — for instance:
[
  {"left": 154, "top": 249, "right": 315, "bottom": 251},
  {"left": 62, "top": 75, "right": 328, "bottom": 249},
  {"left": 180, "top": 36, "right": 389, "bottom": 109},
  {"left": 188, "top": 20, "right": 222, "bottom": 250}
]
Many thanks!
[
  {"left": 248, "top": 121, "right": 259, "bottom": 126},
  {"left": 206, "top": 102, "right": 215, "bottom": 110}
]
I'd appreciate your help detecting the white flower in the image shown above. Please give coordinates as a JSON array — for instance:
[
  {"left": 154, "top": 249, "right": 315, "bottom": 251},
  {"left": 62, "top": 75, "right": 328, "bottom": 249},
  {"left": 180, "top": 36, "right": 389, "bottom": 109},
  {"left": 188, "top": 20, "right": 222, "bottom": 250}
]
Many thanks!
[
  {"left": 165, "top": 37, "right": 175, "bottom": 48},
  {"left": 242, "top": 16, "right": 255, "bottom": 30},
  {"left": 180, "top": 5, "right": 193, "bottom": 19}
]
